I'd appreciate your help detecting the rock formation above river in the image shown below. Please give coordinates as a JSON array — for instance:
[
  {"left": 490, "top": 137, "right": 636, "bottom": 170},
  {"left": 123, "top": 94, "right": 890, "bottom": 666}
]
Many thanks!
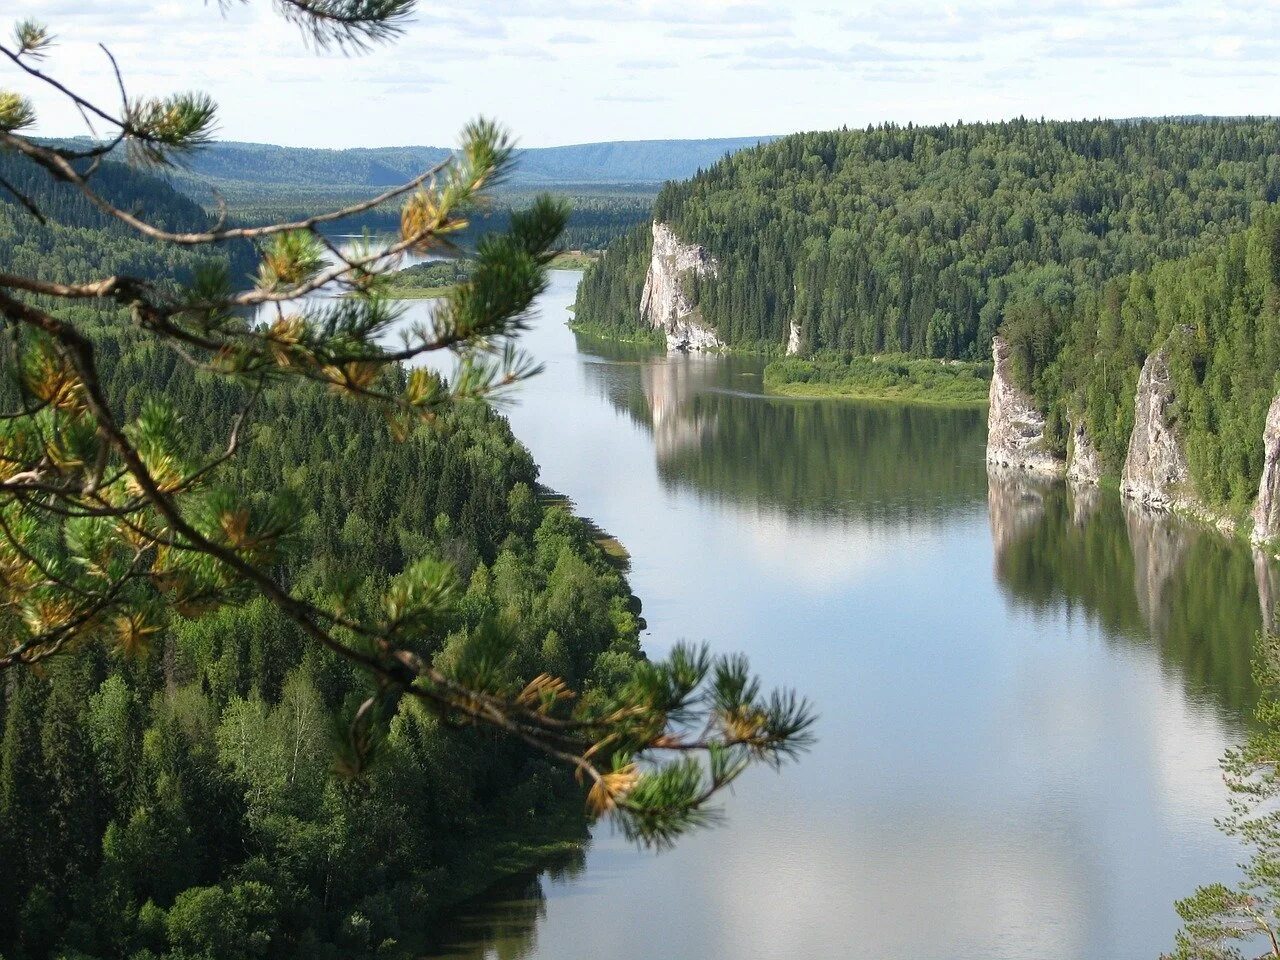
[
  {"left": 639, "top": 221, "right": 723, "bottom": 352},
  {"left": 1120, "top": 333, "right": 1198, "bottom": 509},
  {"left": 1252, "top": 393, "right": 1280, "bottom": 547},
  {"left": 985, "top": 336, "right": 1065, "bottom": 477},
  {"left": 1066, "top": 417, "right": 1103, "bottom": 487}
]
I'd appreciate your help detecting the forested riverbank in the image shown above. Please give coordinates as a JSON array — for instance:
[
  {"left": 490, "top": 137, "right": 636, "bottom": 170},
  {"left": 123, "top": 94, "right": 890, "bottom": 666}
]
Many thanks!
[
  {"left": 574, "top": 117, "right": 1280, "bottom": 535},
  {"left": 576, "top": 118, "right": 1280, "bottom": 357},
  {"left": 0, "top": 147, "right": 646, "bottom": 960},
  {"left": 764, "top": 354, "right": 991, "bottom": 406}
]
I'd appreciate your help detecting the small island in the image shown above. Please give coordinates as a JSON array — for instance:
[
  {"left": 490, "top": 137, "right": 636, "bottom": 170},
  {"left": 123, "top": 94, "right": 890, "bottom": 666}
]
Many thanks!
[
  {"left": 383, "top": 251, "right": 600, "bottom": 299},
  {"left": 764, "top": 353, "right": 991, "bottom": 407}
]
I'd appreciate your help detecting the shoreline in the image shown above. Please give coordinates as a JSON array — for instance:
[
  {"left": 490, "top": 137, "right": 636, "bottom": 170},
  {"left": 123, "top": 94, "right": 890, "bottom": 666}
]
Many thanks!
[{"left": 765, "top": 379, "right": 989, "bottom": 408}]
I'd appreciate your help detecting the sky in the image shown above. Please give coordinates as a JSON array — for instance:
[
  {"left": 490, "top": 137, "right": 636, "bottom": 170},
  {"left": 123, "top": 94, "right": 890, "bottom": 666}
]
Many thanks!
[{"left": 10, "top": 0, "right": 1280, "bottom": 149}]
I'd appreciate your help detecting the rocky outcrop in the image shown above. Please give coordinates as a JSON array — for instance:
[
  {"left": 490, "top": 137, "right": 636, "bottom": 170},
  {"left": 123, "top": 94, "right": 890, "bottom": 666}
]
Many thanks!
[
  {"left": 1120, "top": 332, "right": 1194, "bottom": 510},
  {"left": 1119, "top": 330, "right": 1234, "bottom": 533},
  {"left": 786, "top": 320, "right": 801, "bottom": 356},
  {"left": 1252, "top": 393, "right": 1280, "bottom": 547},
  {"left": 639, "top": 221, "right": 723, "bottom": 352},
  {"left": 985, "top": 336, "right": 1065, "bottom": 477},
  {"left": 1066, "top": 416, "right": 1104, "bottom": 487}
]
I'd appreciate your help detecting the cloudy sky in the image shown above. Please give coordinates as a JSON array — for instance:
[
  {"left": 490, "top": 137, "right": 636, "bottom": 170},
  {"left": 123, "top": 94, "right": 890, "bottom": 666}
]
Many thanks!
[{"left": 11, "top": 0, "right": 1280, "bottom": 149}]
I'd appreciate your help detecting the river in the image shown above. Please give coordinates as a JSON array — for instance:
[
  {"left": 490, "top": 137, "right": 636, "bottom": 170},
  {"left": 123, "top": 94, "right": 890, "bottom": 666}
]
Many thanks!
[{"left": 411, "top": 269, "right": 1270, "bottom": 960}]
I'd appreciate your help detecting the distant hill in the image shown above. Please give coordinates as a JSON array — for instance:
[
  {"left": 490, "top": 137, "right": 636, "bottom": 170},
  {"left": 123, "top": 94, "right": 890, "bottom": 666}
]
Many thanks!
[
  {"left": 173, "top": 136, "right": 776, "bottom": 190},
  {"left": 122, "top": 135, "right": 776, "bottom": 249}
]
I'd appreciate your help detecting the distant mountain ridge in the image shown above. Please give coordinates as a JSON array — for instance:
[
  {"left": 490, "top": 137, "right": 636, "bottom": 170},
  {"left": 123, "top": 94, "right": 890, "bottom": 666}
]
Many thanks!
[{"left": 177, "top": 136, "right": 777, "bottom": 188}]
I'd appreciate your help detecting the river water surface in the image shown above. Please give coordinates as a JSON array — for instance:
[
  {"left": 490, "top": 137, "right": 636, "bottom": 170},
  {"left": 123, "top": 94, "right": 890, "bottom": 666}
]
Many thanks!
[{"left": 415, "top": 270, "right": 1272, "bottom": 960}]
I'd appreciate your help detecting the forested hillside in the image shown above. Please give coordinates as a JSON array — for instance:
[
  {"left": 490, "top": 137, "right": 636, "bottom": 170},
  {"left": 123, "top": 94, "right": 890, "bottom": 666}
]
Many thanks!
[
  {"left": 1017, "top": 208, "right": 1280, "bottom": 513},
  {"left": 0, "top": 149, "right": 256, "bottom": 286},
  {"left": 575, "top": 118, "right": 1280, "bottom": 355},
  {"left": 0, "top": 156, "right": 643, "bottom": 959}
]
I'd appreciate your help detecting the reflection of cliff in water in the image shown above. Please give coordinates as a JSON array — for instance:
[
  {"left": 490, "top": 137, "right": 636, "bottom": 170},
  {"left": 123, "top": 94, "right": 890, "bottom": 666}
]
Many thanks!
[
  {"left": 576, "top": 335, "right": 988, "bottom": 524},
  {"left": 421, "top": 847, "right": 588, "bottom": 960},
  {"left": 574, "top": 333, "right": 732, "bottom": 460},
  {"left": 988, "top": 470, "right": 1266, "bottom": 716}
]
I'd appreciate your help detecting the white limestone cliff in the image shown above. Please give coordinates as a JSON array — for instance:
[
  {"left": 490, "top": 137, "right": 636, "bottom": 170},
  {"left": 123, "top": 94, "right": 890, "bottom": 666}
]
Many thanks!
[
  {"left": 1119, "top": 330, "right": 1233, "bottom": 534},
  {"left": 786, "top": 320, "right": 802, "bottom": 356},
  {"left": 1120, "top": 333, "right": 1194, "bottom": 510},
  {"left": 985, "top": 336, "right": 1065, "bottom": 477},
  {"left": 1252, "top": 393, "right": 1280, "bottom": 547},
  {"left": 1066, "top": 416, "right": 1104, "bottom": 487},
  {"left": 639, "top": 221, "right": 723, "bottom": 352}
]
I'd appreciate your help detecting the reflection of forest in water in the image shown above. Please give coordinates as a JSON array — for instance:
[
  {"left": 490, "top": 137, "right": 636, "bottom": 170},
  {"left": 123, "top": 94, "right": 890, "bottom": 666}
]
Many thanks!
[
  {"left": 989, "top": 472, "right": 1273, "bottom": 717},
  {"left": 420, "top": 847, "right": 588, "bottom": 960},
  {"left": 575, "top": 335, "right": 1272, "bottom": 718},
  {"left": 574, "top": 334, "right": 988, "bottom": 524}
]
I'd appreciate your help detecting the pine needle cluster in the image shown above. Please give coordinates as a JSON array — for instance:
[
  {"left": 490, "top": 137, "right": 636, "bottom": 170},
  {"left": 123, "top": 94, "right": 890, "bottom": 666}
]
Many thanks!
[{"left": 0, "top": 2, "right": 813, "bottom": 848}]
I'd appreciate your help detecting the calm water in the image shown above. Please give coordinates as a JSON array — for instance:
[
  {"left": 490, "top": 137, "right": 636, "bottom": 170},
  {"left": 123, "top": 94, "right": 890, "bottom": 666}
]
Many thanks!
[{"left": 411, "top": 270, "right": 1272, "bottom": 960}]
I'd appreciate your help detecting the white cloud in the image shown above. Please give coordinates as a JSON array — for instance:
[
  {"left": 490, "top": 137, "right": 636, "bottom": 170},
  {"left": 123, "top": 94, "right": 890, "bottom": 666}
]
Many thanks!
[{"left": 8, "top": 0, "right": 1279, "bottom": 148}]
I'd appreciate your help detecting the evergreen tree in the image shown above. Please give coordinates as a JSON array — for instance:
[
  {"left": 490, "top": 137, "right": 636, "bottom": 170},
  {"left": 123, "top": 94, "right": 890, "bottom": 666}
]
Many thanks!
[{"left": 0, "top": 6, "right": 813, "bottom": 958}]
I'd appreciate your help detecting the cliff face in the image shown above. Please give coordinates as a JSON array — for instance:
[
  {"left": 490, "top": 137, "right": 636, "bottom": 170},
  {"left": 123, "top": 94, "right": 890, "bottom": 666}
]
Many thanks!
[
  {"left": 786, "top": 321, "right": 801, "bottom": 356},
  {"left": 1066, "top": 417, "right": 1104, "bottom": 487},
  {"left": 639, "top": 222, "right": 723, "bottom": 352},
  {"left": 1252, "top": 393, "right": 1280, "bottom": 546},
  {"left": 985, "top": 336, "right": 1065, "bottom": 477},
  {"left": 1120, "top": 334, "right": 1193, "bottom": 510}
]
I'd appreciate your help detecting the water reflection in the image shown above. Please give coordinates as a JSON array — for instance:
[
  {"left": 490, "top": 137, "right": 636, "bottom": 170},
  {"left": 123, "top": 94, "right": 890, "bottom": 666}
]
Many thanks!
[
  {"left": 988, "top": 471, "right": 1265, "bottom": 716},
  {"left": 576, "top": 320, "right": 1269, "bottom": 723},
  {"left": 423, "top": 849, "right": 587, "bottom": 960},
  {"left": 575, "top": 334, "right": 988, "bottom": 524},
  {"left": 405, "top": 274, "right": 1273, "bottom": 959}
]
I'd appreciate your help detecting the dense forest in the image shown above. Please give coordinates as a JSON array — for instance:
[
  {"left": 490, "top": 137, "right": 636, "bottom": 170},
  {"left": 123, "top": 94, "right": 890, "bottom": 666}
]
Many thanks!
[
  {"left": 0, "top": 153, "right": 644, "bottom": 960},
  {"left": 575, "top": 118, "right": 1280, "bottom": 355},
  {"left": 0, "top": 149, "right": 257, "bottom": 287},
  {"left": 1011, "top": 207, "right": 1280, "bottom": 513}
]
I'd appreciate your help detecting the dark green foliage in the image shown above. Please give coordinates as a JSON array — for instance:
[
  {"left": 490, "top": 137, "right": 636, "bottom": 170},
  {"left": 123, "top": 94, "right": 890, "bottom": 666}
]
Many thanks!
[
  {"left": 0, "top": 148, "right": 256, "bottom": 287},
  {"left": 0, "top": 318, "right": 645, "bottom": 960},
  {"left": 1034, "top": 208, "right": 1280, "bottom": 511},
  {"left": 1, "top": 9, "right": 813, "bottom": 960},
  {"left": 383, "top": 259, "right": 473, "bottom": 291},
  {"left": 576, "top": 117, "right": 1280, "bottom": 355},
  {"left": 764, "top": 353, "right": 991, "bottom": 405},
  {"left": 0, "top": 146, "right": 644, "bottom": 960},
  {"left": 572, "top": 223, "right": 653, "bottom": 336}
]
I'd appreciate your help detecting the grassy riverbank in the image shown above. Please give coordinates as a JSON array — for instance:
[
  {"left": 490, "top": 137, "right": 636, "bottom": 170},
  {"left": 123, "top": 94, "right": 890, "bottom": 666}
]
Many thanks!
[
  {"left": 567, "top": 318, "right": 667, "bottom": 348},
  {"left": 764, "top": 353, "right": 991, "bottom": 407},
  {"left": 549, "top": 249, "right": 601, "bottom": 269}
]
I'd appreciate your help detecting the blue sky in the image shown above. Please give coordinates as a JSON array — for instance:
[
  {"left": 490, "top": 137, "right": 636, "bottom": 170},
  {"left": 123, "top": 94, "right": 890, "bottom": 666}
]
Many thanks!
[{"left": 14, "top": 0, "right": 1280, "bottom": 148}]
